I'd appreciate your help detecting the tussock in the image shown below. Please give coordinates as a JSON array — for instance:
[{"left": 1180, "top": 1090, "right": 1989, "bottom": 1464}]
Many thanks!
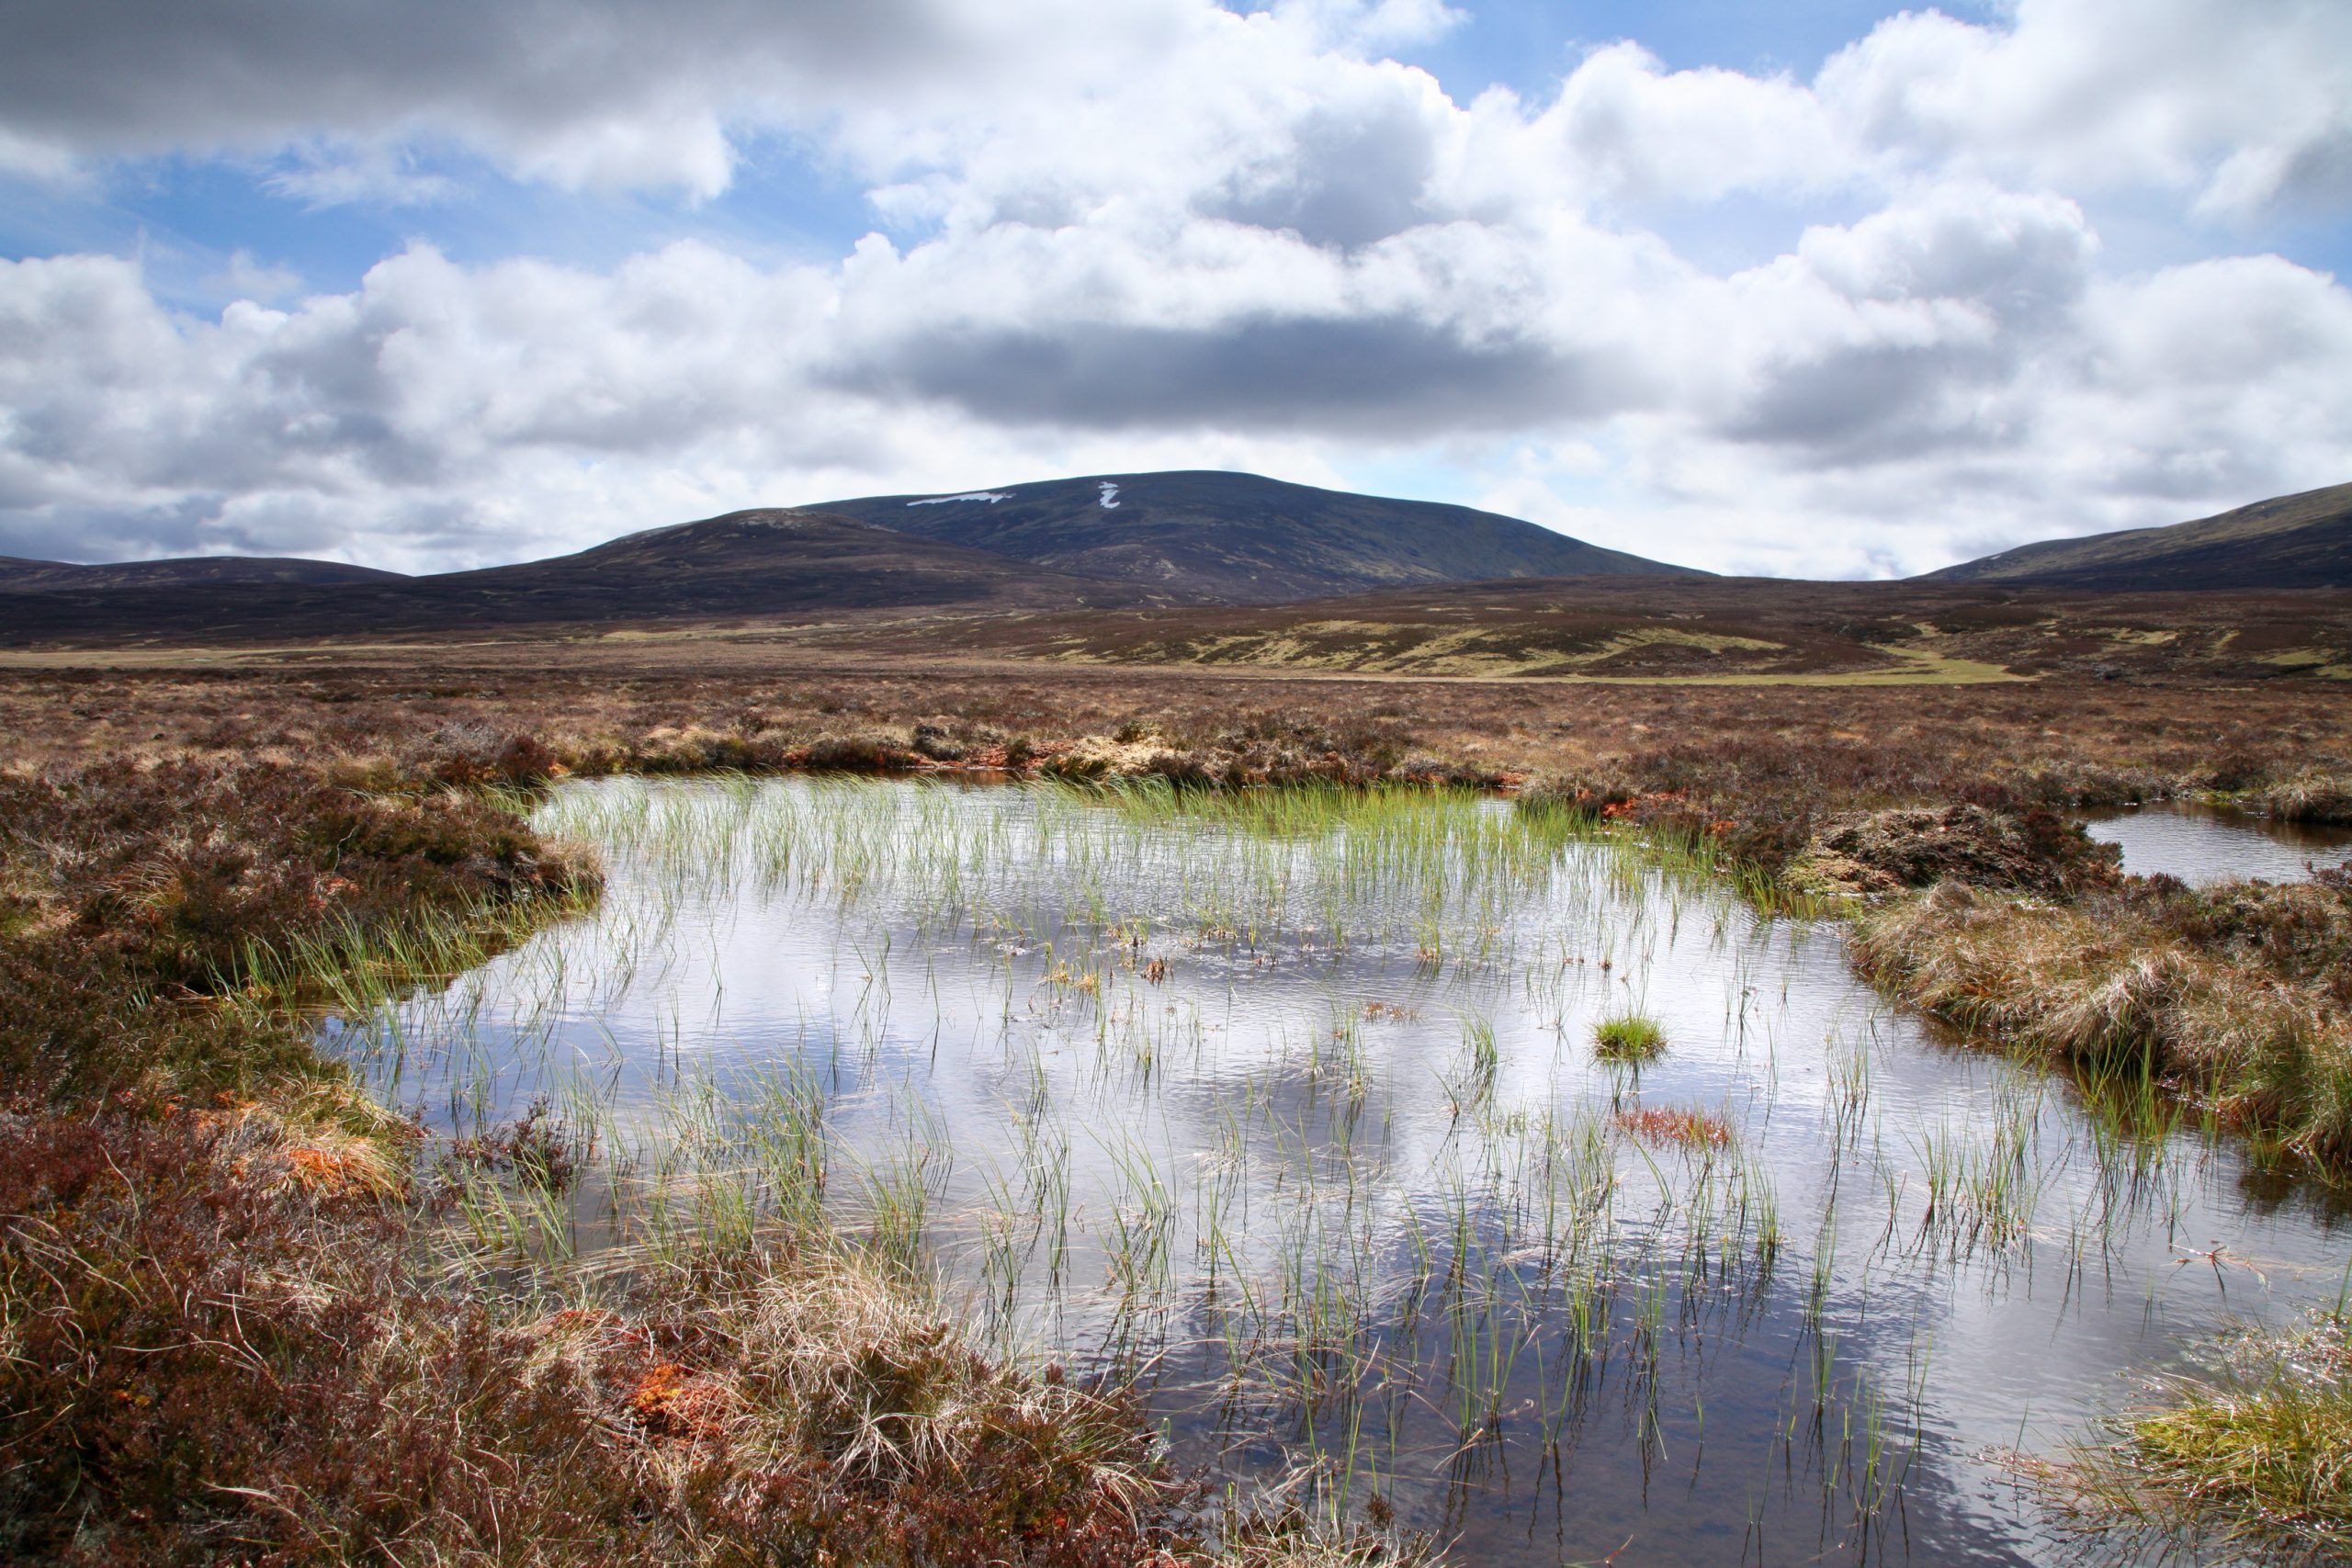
[
  {"left": 2043, "top": 1313, "right": 2352, "bottom": 1562},
  {"left": 2247, "top": 767, "right": 2352, "bottom": 826},
  {"left": 1593, "top": 1011, "right": 1667, "bottom": 1063},
  {"left": 1853, "top": 883, "right": 2352, "bottom": 1164}
]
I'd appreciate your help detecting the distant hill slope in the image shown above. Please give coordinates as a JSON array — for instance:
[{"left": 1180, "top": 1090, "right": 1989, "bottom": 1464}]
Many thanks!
[
  {"left": 810, "top": 470, "right": 1699, "bottom": 602},
  {"left": 0, "top": 509, "right": 1142, "bottom": 644},
  {"left": 431, "top": 508, "right": 1142, "bottom": 618},
  {"left": 0, "top": 555, "right": 408, "bottom": 592},
  {"left": 1925, "top": 481, "right": 2352, "bottom": 591}
]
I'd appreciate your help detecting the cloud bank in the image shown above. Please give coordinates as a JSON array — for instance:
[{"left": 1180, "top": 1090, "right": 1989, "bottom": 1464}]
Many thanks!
[{"left": 1, "top": 0, "right": 2347, "bottom": 576}]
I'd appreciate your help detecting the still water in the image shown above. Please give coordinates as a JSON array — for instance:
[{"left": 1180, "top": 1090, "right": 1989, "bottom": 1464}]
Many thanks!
[
  {"left": 321, "top": 778, "right": 2349, "bottom": 1566},
  {"left": 2086, "top": 800, "right": 2352, "bottom": 884}
]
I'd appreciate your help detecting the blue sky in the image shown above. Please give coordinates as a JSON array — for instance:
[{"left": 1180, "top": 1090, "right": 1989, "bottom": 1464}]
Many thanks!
[{"left": 0, "top": 0, "right": 2346, "bottom": 577}]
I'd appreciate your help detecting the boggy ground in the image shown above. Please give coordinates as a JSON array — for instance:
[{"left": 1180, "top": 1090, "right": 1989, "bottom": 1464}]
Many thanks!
[{"left": 5, "top": 639, "right": 2351, "bottom": 1562}]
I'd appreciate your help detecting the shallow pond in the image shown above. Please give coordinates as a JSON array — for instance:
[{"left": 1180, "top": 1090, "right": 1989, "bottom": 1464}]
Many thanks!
[
  {"left": 2085, "top": 800, "right": 2352, "bottom": 884},
  {"left": 322, "top": 778, "right": 2349, "bottom": 1566}
]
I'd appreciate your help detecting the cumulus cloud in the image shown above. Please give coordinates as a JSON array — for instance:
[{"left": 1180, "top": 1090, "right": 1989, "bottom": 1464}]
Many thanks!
[
  {"left": 1817, "top": 0, "right": 2352, "bottom": 219},
  {"left": 0, "top": 0, "right": 2347, "bottom": 575}
]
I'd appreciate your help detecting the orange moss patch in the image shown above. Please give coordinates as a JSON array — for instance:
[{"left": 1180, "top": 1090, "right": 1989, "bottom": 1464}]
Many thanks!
[
  {"left": 1615, "top": 1106, "right": 1735, "bottom": 1148},
  {"left": 278, "top": 1145, "right": 389, "bottom": 1197}
]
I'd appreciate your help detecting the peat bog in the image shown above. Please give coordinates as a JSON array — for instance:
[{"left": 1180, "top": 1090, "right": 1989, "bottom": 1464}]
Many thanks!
[{"left": 5, "top": 644, "right": 2351, "bottom": 1564}]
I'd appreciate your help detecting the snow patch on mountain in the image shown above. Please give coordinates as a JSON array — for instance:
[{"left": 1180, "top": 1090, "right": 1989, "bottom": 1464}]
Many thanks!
[
  {"left": 1098, "top": 481, "right": 1121, "bottom": 510},
  {"left": 908, "top": 491, "right": 1012, "bottom": 506}
]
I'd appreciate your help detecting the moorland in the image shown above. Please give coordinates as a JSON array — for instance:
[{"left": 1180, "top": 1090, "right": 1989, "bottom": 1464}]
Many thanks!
[{"left": 5, "top": 474, "right": 2351, "bottom": 1565}]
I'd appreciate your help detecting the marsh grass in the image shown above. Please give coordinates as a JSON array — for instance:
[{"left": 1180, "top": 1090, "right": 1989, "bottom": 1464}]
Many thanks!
[
  {"left": 2045, "top": 1313, "right": 2352, "bottom": 1562},
  {"left": 401, "top": 771, "right": 2101, "bottom": 1557},
  {"left": 1592, "top": 1012, "right": 1667, "bottom": 1063},
  {"left": 0, "top": 758, "right": 1204, "bottom": 1566},
  {"left": 25, "top": 739, "right": 2349, "bottom": 1565}
]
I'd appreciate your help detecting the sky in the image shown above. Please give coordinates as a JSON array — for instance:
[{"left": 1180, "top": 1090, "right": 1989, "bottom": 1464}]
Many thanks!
[{"left": 0, "top": 0, "right": 2347, "bottom": 579}]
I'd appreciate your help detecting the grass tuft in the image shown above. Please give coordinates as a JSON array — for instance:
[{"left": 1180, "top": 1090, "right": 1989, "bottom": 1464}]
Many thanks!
[
  {"left": 2046, "top": 1313, "right": 2352, "bottom": 1562},
  {"left": 1592, "top": 1011, "right": 1667, "bottom": 1063}
]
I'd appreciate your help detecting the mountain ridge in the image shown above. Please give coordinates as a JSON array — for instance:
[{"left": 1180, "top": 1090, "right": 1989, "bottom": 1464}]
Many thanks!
[
  {"left": 1923, "top": 481, "right": 2352, "bottom": 592},
  {"left": 0, "top": 508, "right": 1143, "bottom": 644},
  {"left": 0, "top": 554, "right": 410, "bottom": 592}
]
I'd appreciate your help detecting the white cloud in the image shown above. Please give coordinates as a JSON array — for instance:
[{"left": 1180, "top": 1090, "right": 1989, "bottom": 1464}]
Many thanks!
[
  {"left": 1815, "top": 0, "right": 2352, "bottom": 217},
  {"left": 0, "top": 0, "right": 2346, "bottom": 574}
]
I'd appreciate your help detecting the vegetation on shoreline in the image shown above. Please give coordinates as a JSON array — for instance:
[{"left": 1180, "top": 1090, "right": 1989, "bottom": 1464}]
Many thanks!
[
  {"left": 1, "top": 732, "right": 1471, "bottom": 1563},
  {"left": 1852, "top": 873, "right": 2352, "bottom": 1165},
  {"left": 2039, "top": 1311, "right": 2352, "bottom": 1562},
  {"left": 0, "top": 755, "right": 1148, "bottom": 1562}
]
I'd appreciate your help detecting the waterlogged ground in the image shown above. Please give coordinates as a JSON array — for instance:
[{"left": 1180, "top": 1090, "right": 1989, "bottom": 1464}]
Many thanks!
[
  {"left": 2084, "top": 800, "right": 2352, "bottom": 885},
  {"left": 322, "top": 778, "right": 2351, "bottom": 1566}
]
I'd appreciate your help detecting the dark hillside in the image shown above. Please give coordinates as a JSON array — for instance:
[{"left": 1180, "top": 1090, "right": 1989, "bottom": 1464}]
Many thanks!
[
  {"left": 0, "top": 509, "right": 1142, "bottom": 644},
  {"left": 813, "top": 469, "right": 1701, "bottom": 602},
  {"left": 0, "top": 555, "right": 409, "bottom": 592}
]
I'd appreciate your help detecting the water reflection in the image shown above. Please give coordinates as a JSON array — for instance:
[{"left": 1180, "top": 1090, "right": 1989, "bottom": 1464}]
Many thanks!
[
  {"left": 321, "top": 777, "right": 2349, "bottom": 1566},
  {"left": 2085, "top": 800, "right": 2352, "bottom": 884}
]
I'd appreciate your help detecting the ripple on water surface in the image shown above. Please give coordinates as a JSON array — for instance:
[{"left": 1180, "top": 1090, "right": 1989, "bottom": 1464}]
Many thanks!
[
  {"left": 318, "top": 776, "right": 2352, "bottom": 1567},
  {"left": 2085, "top": 799, "right": 2352, "bottom": 884}
]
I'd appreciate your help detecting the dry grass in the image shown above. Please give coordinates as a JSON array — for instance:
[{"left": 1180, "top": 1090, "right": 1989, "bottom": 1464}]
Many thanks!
[
  {"left": 2249, "top": 768, "right": 2352, "bottom": 825},
  {"left": 1200, "top": 1521, "right": 1440, "bottom": 1568},
  {"left": 1852, "top": 881, "right": 2352, "bottom": 1165},
  {"left": 0, "top": 1092, "right": 1178, "bottom": 1564},
  {"left": 640, "top": 1247, "right": 1159, "bottom": 1501}
]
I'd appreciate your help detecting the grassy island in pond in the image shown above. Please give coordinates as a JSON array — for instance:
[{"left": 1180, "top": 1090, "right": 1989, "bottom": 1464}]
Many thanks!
[{"left": 1591, "top": 1012, "right": 1668, "bottom": 1062}]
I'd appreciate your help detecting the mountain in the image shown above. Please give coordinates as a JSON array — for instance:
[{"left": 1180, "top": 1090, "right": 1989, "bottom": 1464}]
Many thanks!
[
  {"left": 0, "top": 509, "right": 1142, "bottom": 644},
  {"left": 1925, "top": 481, "right": 2352, "bottom": 592},
  {"left": 809, "top": 470, "right": 1700, "bottom": 602},
  {"left": 0, "top": 555, "right": 408, "bottom": 592}
]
